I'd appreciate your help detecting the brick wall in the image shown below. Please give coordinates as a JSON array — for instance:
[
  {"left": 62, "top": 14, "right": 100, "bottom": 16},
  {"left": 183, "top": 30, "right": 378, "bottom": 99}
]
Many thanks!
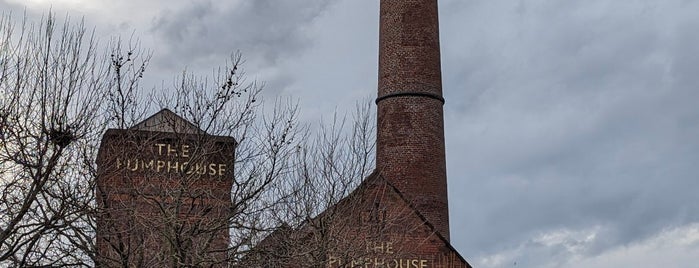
[
  {"left": 244, "top": 173, "right": 471, "bottom": 268},
  {"left": 376, "top": 0, "right": 450, "bottom": 240},
  {"left": 96, "top": 129, "right": 235, "bottom": 267}
]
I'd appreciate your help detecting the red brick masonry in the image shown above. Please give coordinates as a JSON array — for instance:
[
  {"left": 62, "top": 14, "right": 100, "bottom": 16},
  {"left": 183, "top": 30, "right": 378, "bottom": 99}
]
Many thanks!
[{"left": 377, "top": 0, "right": 450, "bottom": 241}]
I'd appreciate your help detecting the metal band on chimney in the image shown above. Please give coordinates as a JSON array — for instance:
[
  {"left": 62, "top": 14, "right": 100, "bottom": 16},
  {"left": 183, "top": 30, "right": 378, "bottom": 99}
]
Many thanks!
[{"left": 375, "top": 92, "right": 445, "bottom": 104}]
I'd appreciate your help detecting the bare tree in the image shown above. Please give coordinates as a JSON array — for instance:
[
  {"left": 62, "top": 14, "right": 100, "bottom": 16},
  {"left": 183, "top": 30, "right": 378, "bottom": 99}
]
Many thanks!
[
  {"left": 92, "top": 45, "right": 308, "bottom": 267},
  {"left": 0, "top": 12, "right": 398, "bottom": 268},
  {"left": 249, "top": 103, "right": 379, "bottom": 267},
  {"left": 0, "top": 13, "right": 107, "bottom": 266},
  {"left": 238, "top": 102, "right": 434, "bottom": 268}
]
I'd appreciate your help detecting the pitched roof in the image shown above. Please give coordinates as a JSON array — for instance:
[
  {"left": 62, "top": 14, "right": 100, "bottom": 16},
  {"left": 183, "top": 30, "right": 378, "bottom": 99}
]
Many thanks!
[
  {"left": 252, "top": 169, "right": 472, "bottom": 267},
  {"left": 130, "top": 108, "right": 204, "bottom": 134},
  {"left": 354, "top": 170, "right": 471, "bottom": 267}
]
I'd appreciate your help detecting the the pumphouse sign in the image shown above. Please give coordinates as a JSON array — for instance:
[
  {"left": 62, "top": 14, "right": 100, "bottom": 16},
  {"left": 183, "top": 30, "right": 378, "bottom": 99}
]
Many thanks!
[
  {"left": 96, "top": 109, "right": 235, "bottom": 267},
  {"left": 113, "top": 141, "right": 228, "bottom": 176}
]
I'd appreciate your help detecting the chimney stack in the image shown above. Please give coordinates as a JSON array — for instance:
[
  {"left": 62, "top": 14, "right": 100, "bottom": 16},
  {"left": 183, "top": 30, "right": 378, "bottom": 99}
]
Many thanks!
[{"left": 376, "top": 0, "right": 450, "bottom": 240}]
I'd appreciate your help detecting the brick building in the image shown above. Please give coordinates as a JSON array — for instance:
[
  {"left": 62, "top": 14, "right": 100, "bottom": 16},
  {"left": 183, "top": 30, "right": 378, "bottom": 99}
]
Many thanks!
[
  {"left": 248, "top": 0, "right": 472, "bottom": 267},
  {"left": 96, "top": 0, "right": 470, "bottom": 267},
  {"left": 96, "top": 109, "right": 236, "bottom": 267}
]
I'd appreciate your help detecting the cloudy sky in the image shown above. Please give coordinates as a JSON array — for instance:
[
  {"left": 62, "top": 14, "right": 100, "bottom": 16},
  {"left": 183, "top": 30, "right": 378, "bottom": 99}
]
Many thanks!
[{"left": 4, "top": 0, "right": 699, "bottom": 267}]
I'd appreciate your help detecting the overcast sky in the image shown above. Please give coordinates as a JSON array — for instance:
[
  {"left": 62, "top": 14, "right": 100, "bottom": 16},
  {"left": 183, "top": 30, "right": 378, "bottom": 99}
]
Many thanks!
[{"left": 4, "top": 0, "right": 699, "bottom": 267}]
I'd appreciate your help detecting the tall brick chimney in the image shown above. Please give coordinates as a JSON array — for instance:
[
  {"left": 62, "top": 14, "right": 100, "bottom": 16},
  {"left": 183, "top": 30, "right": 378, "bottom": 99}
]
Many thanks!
[{"left": 376, "top": 0, "right": 450, "bottom": 240}]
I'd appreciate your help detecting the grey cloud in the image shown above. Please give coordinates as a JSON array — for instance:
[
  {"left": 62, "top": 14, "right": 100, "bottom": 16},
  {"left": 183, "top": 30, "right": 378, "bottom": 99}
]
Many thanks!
[
  {"left": 441, "top": 0, "right": 699, "bottom": 264},
  {"left": 3, "top": 0, "right": 698, "bottom": 266},
  {"left": 0, "top": 2, "right": 20, "bottom": 13},
  {"left": 150, "top": 0, "right": 336, "bottom": 74}
]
